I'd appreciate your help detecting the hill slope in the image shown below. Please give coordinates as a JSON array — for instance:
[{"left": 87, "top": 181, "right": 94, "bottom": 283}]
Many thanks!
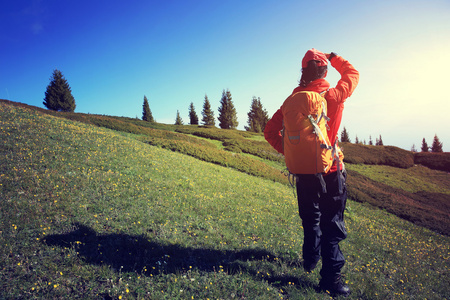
[
  {"left": 2, "top": 99, "right": 449, "bottom": 236},
  {"left": 1, "top": 101, "right": 449, "bottom": 299}
]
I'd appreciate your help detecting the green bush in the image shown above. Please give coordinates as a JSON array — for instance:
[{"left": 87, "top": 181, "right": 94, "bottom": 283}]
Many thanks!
[
  {"left": 414, "top": 152, "right": 450, "bottom": 172},
  {"left": 223, "top": 143, "right": 242, "bottom": 153},
  {"left": 175, "top": 126, "right": 252, "bottom": 141},
  {"left": 114, "top": 116, "right": 177, "bottom": 132},
  {"left": 222, "top": 139, "right": 284, "bottom": 163},
  {"left": 341, "top": 142, "right": 414, "bottom": 169},
  {"left": 346, "top": 169, "right": 449, "bottom": 235},
  {"left": 174, "top": 126, "right": 283, "bottom": 163},
  {"left": 140, "top": 136, "right": 287, "bottom": 184}
]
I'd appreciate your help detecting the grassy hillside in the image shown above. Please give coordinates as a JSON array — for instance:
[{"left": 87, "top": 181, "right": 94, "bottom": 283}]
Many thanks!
[
  {"left": 3, "top": 100, "right": 449, "bottom": 236},
  {"left": 1, "top": 101, "right": 449, "bottom": 299}
]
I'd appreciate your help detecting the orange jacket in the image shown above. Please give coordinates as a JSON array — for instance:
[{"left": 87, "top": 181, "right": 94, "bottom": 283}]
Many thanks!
[{"left": 264, "top": 54, "right": 359, "bottom": 173}]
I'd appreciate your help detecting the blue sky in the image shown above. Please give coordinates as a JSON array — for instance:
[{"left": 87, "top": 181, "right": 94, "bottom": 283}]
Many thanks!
[{"left": 1, "top": 0, "right": 449, "bottom": 151}]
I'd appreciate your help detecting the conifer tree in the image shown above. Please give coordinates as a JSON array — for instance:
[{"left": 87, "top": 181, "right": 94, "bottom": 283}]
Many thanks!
[
  {"left": 421, "top": 138, "right": 429, "bottom": 152},
  {"left": 431, "top": 134, "right": 443, "bottom": 153},
  {"left": 174, "top": 110, "right": 183, "bottom": 125},
  {"left": 201, "top": 94, "right": 215, "bottom": 126},
  {"left": 340, "top": 127, "right": 351, "bottom": 143},
  {"left": 43, "top": 69, "right": 76, "bottom": 112},
  {"left": 411, "top": 144, "right": 417, "bottom": 152},
  {"left": 369, "top": 135, "right": 373, "bottom": 145},
  {"left": 218, "top": 89, "right": 238, "bottom": 129},
  {"left": 355, "top": 135, "right": 360, "bottom": 144},
  {"left": 142, "top": 95, "right": 154, "bottom": 122},
  {"left": 245, "top": 97, "right": 269, "bottom": 133},
  {"left": 376, "top": 135, "right": 384, "bottom": 146},
  {"left": 189, "top": 102, "right": 199, "bottom": 125}
]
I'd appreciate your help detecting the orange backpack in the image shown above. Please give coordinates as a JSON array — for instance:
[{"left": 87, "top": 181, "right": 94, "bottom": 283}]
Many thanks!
[{"left": 281, "top": 91, "right": 336, "bottom": 175}]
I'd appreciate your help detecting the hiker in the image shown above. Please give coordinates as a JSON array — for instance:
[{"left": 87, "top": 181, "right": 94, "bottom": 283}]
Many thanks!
[{"left": 264, "top": 49, "right": 359, "bottom": 295}]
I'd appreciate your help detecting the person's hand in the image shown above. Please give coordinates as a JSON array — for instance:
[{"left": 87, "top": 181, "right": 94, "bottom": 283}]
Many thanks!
[{"left": 324, "top": 53, "right": 331, "bottom": 59}]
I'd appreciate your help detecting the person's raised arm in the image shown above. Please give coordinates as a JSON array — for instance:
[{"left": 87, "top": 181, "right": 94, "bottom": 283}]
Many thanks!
[{"left": 326, "top": 53, "right": 359, "bottom": 103}]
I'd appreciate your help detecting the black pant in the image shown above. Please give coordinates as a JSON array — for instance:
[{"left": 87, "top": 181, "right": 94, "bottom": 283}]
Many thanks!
[{"left": 296, "top": 170, "right": 347, "bottom": 279}]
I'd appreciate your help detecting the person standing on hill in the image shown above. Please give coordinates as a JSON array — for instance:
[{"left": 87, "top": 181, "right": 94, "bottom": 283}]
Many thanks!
[{"left": 264, "top": 49, "right": 359, "bottom": 296}]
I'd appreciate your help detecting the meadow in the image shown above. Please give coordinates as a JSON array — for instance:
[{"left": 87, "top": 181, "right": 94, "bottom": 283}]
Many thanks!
[{"left": 0, "top": 100, "right": 449, "bottom": 299}]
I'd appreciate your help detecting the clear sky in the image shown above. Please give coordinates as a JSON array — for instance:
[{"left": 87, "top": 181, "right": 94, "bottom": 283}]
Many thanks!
[{"left": 1, "top": 0, "right": 449, "bottom": 151}]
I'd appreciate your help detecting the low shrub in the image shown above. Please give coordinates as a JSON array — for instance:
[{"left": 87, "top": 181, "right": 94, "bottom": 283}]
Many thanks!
[
  {"left": 139, "top": 130, "right": 217, "bottom": 149},
  {"left": 140, "top": 136, "right": 288, "bottom": 185},
  {"left": 174, "top": 126, "right": 283, "bottom": 163},
  {"left": 222, "top": 139, "right": 284, "bottom": 163},
  {"left": 223, "top": 144, "right": 242, "bottom": 153},
  {"left": 175, "top": 126, "right": 252, "bottom": 141},
  {"left": 341, "top": 142, "right": 414, "bottom": 169},
  {"left": 346, "top": 169, "right": 449, "bottom": 235},
  {"left": 414, "top": 152, "right": 450, "bottom": 172},
  {"left": 115, "top": 116, "right": 178, "bottom": 132}
]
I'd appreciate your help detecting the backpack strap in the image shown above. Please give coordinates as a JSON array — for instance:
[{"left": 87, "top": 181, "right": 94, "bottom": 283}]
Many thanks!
[
  {"left": 319, "top": 91, "right": 331, "bottom": 131},
  {"left": 316, "top": 173, "right": 327, "bottom": 194},
  {"left": 316, "top": 100, "right": 330, "bottom": 127},
  {"left": 331, "top": 137, "right": 344, "bottom": 194},
  {"left": 307, "top": 92, "right": 332, "bottom": 151},
  {"left": 307, "top": 113, "right": 332, "bottom": 150}
]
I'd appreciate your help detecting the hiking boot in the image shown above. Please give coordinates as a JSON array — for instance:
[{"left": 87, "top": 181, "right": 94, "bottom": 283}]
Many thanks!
[
  {"left": 303, "top": 259, "right": 318, "bottom": 273},
  {"left": 319, "top": 275, "right": 350, "bottom": 296}
]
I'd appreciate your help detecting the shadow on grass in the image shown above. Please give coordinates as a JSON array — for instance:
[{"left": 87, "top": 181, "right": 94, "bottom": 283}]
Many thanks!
[{"left": 43, "top": 223, "right": 314, "bottom": 290}]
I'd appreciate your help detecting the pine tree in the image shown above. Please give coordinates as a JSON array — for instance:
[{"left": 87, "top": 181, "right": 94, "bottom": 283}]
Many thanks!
[
  {"left": 189, "top": 102, "right": 199, "bottom": 125},
  {"left": 355, "top": 135, "right": 360, "bottom": 144},
  {"left": 142, "top": 95, "right": 154, "bottom": 122},
  {"left": 421, "top": 138, "right": 429, "bottom": 152},
  {"left": 245, "top": 97, "right": 269, "bottom": 133},
  {"left": 201, "top": 94, "right": 215, "bottom": 126},
  {"left": 217, "top": 89, "right": 238, "bottom": 129},
  {"left": 340, "top": 127, "right": 351, "bottom": 143},
  {"left": 174, "top": 110, "right": 183, "bottom": 125},
  {"left": 369, "top": 135, "right": 373, "bottom": 146},
  {"left": 431, "top": 134, "right": 443, "bottom": 153},
  {"left": 411, "top": 144, "right": 417, "bottom": 152},
  {"left": 376, "top": 135, "right": 384, "bottom": 146},
  {"left": 43, "top": 69, "right": 76, "bottom": 112}
]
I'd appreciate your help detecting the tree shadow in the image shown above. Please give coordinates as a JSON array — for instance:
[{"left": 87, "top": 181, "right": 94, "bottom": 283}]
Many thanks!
[{"left": 43, "top": 223, "right": 315, "bottom": 290}]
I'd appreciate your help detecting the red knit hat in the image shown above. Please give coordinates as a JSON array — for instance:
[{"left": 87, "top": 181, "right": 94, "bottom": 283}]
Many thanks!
[{"left": 302, "top": 48, "right": 328, "bottom": 68}]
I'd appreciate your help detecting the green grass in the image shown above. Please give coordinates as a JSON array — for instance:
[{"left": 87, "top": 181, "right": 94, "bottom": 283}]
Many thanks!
[{"left": 1, "top": 102, "right": 449, "bottom": 299}]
